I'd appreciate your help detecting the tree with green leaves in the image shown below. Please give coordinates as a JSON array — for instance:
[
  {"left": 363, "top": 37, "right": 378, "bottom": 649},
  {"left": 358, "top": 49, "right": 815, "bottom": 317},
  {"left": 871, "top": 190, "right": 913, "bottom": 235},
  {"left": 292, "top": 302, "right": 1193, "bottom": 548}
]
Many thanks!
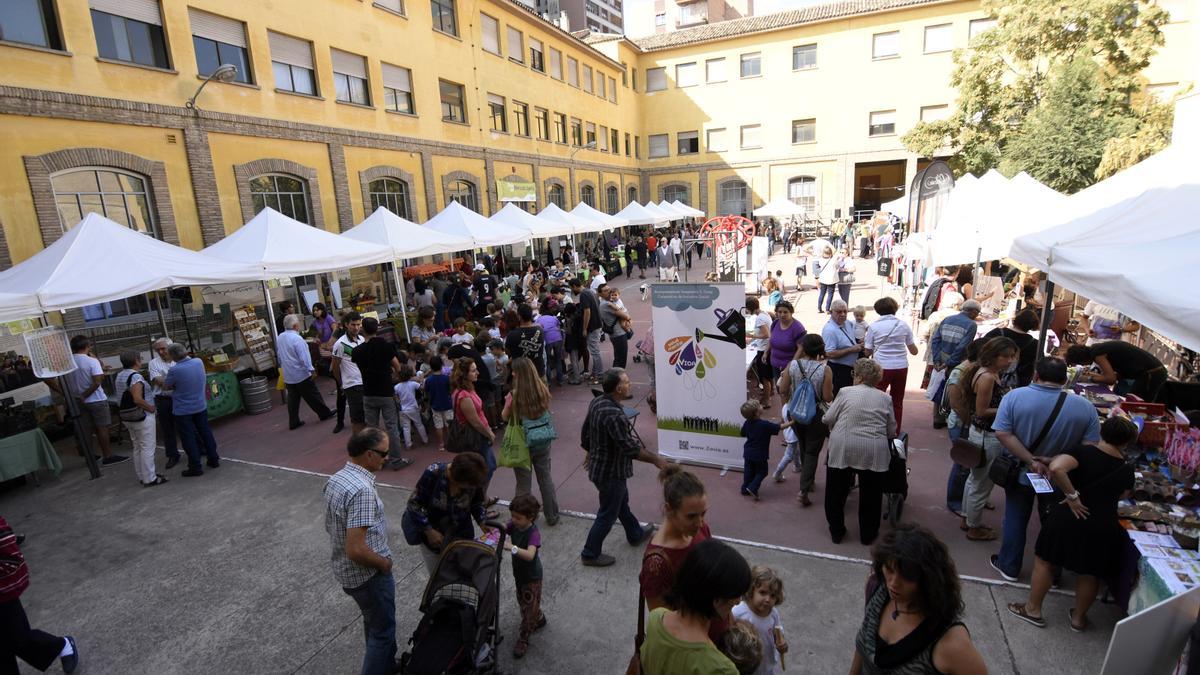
[{"left": 902, "top": 0, "right": 1170, "bottom": 192}]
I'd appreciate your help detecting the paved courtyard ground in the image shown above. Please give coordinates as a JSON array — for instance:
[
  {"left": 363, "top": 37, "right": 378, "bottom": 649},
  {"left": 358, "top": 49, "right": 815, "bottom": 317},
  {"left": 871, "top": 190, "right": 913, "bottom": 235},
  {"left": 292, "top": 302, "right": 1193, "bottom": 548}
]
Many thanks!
[{"left": 3, "top": 247, "right": 1125, "bottom": 673}]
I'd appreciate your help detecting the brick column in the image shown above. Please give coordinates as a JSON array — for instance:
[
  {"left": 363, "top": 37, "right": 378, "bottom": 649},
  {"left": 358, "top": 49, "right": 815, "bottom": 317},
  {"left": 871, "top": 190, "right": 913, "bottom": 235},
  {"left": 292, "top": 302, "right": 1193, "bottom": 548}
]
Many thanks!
[
  {"left": 183, "top": 124, "right": 225, "bottom": 246},
  {"left": 697, "top": 168, "right": 709, "bottom": 214},
  {"left": 420, "top": 150, "right": 437, "bottom": 218},
  {"left": 531, "top": 163, "right": 543, "bottom": 208},
  {"left": 483, "top": 156, "right": 498, "bottom": 215},
  {"left": 328, "top": 142, "right": 354, "bottom": 231},
  {"left": 568, "top": 166, "right": 577, "bottom": 205}
]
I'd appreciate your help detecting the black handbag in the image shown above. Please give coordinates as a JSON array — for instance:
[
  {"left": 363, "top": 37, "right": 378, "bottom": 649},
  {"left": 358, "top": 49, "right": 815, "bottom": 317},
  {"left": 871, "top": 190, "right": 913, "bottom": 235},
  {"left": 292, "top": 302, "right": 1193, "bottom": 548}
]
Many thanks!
[
  {"left": 876, "top": 257, "right": 893, "bottom": 277},
  {"left": 988, "top": 392, "right": 1067, "bottom": 489},
  {"left": 445, "top": 393, "right": 487, "bottom": 454},
  {"left": 118, "top": 372, "right": 147, "bottom": 423}
]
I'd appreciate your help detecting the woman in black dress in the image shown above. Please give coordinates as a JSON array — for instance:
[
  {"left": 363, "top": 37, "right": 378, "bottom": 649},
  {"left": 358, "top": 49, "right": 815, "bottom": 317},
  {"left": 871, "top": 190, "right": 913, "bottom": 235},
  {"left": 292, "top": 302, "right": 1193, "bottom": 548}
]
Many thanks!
[{"left": 1007, "top": 416, "right": 1136, "bottom": 632}]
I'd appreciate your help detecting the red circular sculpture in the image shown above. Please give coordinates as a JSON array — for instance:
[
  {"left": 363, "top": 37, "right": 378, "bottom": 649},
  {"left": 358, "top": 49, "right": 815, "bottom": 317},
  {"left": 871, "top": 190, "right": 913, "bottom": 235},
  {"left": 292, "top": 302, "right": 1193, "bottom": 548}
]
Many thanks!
[{"left": 698, "top": 215, "right": 755, "bottom": 251}]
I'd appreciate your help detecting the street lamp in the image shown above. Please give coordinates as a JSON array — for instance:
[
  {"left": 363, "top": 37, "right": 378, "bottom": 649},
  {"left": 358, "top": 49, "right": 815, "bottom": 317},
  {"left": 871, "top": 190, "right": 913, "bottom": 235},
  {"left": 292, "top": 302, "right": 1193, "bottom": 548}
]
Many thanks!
[
  {"left": 186, "top": 64, "right": 238, "bottom": 110},
  {"left": 569, "top": 140, "right": 597, "bottom": 159}
]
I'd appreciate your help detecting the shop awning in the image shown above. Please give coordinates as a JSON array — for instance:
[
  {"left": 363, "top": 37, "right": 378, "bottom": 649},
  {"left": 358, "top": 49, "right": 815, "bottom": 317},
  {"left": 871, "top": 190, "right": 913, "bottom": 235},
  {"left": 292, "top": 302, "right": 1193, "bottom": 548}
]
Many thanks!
[
  {"left": 343, "top": 207, "right": 470, "bottom": 258},
  {"left": 202, "top": 207, "right": 394, "bottom": 277},
  {"left": 0, "top": 213, "right": 262, "bottom": 317}
]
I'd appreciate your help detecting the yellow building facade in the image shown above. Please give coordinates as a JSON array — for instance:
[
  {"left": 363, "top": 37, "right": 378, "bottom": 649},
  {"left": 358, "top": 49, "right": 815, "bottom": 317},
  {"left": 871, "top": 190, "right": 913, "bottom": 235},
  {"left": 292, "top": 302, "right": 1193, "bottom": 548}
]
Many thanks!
[{"left": 0, "top": 0, "right": 1193, "bottom": 284}]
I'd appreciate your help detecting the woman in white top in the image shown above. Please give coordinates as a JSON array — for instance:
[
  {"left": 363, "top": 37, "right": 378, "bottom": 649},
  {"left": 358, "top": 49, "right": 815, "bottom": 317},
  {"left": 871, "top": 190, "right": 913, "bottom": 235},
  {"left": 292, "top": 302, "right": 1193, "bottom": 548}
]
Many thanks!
[
  {"left": 114, "top": 350, "right": 166, "bottom": 487},
  {"left": 863, "top": 297, "right": 918, "bottom": 433},
  {"left": 815, "top": 247, "right": 841, "bottom": 314},
  {"left": 745, "top": 297, "right": 774, "bottom": 406},
  {"left": 412, "top": 278, "right": 436, "bottom": 310}
]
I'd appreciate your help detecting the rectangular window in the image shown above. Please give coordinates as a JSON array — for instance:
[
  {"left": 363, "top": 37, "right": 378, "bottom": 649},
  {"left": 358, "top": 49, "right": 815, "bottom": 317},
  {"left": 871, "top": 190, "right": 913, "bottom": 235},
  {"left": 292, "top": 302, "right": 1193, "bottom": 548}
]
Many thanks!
[
  {"left": 512, "top": 101, "right": 529, "bottom": 136},
  {"left": 740, "top": 124, "right": 761, "bottom": 149},
  {"left": 529, "top": 38, "right": 544, "bottom": 72},
  {"left": 869, "top": 110, "right": 896, "bottom": 136},
  {"left": 920, "top": 104, "right": 949, "bottom": 122},
  {"left": 382, "top": 63, "right": 414, "bottom": 114},
  {"left": 567, "top": 56, "right": 579, "bottom": 87},
  {"left": 968, "top": 18, "right": 996, "bottom": 41},
  {"left": 610, "top": 128, "right": 619, "bottom": 153},
  {"left": 582, "top": 64, "right": 593, "bottom": 93},
  {"left": 632, "top": 68, "right": 637, "bottom": 90},
  {"left": 440, "top": 79, "right": 466, "bottom": 122},
  {"left": 488, "top": 93, "right": 507, "bottom": 132},
  {"left": 677, "top": 130, "right": 698, "bottom": 155},
  {"left": 90, "top": 1, "right": 169, "bottom": 69},
  {"left": 648, "top": 133, "right": 669, "bottom": 158},
  {"left": 635, "top": 135, "right": 640, "bottom": 159},
  {"left": 585, "top": 122, "right": 596, "bottom": 146},
  {"left": 924, "top": 23, "right": 952, "bottom": 53},
  {"left": 872, "top": 31, "right": 900, "bottom": 59},
  {"left": 608, "top": 76, "right": 616, "bottom": 102},
  {"left": 679, "top": 1, "right": 707, "bottom": 24},
  {"left": 646, "top": 66, "right": 666, "bottom": 91},
  {"left": 599, "top": 125, "right": 609, "bottom": 151},
  {"left": 190, "top": 8, "right": 251, "bottom": 83},
  {"left": 621, "top": 62, "right": 627, "bottom": 86},
  {"left": 269, "top": 31, "right": 317, "bottom": 95},
  {"left": 675, "top": 61, "right": 698, "bottom": 87},
  {"left": 624, "top": 132, "right": 631, "bottom": 157},
  {"left": 332, "top": 49, "right": 370, "bottom": 105},
  {"left": 549, "top": 47, "right": 562, "bottom": 80},
  {"left": 598, "top": 74, "right": 606, "bottom": 99},
  {"left": 792, "top": 43, "right": 816, "bottom": 70},
  {"left": 374, "top": 0, "right": 404, "bottom": 13},
  {"left": 506, "top": 26, "right": 523, "bottom": 62},
  {"left": 480, "top": 13, "right": 500, "bottom": 54},
  {"left": 570, "top": 118, "right": 583, "bottom": 146},
  {"left": 706, "top": 127, "right": 726, "bottom": 152},
  {"left": 705, "top": 57, "right": 726, "bottom": 83},
  {"left": 740, "top": 52, "right": 761, "bottom": 78},
  {"left": 535, "top": 107, "right": 550, "bottom": 139},
  {"left": 1, "top": 0, "right": 64, "bottom": 50},
  {"left": 554, "top": 112, "right": 568, "bottom": 143},
  {"left": 654, "top": 13, "right": 665, "bottom": 26},
  {"left": 431, "top": 0, "right": 457, "bottom": 36},
  {"left": 791, "top": 118, "right": 815, "bottom": 143}
]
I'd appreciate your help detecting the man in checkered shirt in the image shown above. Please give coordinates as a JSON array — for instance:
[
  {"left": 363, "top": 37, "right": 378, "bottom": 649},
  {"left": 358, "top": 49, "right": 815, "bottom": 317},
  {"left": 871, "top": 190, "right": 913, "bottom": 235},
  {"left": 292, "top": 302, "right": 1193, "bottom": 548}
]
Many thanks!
[{"left": 324, "top": 428, "right": 397, "bottom": 675}]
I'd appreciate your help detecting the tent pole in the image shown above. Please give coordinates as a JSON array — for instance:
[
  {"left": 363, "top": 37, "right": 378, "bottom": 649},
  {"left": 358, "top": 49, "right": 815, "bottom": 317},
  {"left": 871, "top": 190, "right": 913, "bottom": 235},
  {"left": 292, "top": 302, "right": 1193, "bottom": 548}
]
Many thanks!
[
  {"left": 156, "top": 290, "right": 169, "bottom": 339},
  {"left": 1035, "top": 279, "right": 1055, "bottom": 359},
  {"left": 973, "top": 247, "right": 981, "bottom": 292},
  {"left": 392, "top": 262, "right": 411, "bottom": 341},
  {"left": 42, "top": 312, "right": 101, "bottom": 480},
  {"left": 262, "top": 281, "right": 279, "bottom": 347}
]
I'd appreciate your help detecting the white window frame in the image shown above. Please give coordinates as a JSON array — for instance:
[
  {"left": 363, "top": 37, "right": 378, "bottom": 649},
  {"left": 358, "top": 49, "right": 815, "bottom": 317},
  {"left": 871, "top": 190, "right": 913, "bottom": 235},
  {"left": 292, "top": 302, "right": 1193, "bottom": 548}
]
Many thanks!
[
  {"left": 739, "top": 52, "right": 761, "bottom": 78},
  {"left": 923, "top": 24, "right": 952, "bottom": 53},
  {"left": 705, "top": 58, "right": 726, "bottom": 83},
  {"left": 675, "top": 61, "right": 698, "bottom": 88},
  {"left": 740, "top": 124, "right": 761, "bottom": 149},
  {"left": 706, "top": 127, "right": 726, "bottom": 152},
  {"left": 872, "top": 31, "right": 900, "bottom": 59},
  {"left": 791, "top": 118, "right": 815, "bottom": 144},
  {"left": 792, "top": 43, "right": 816, "bottom": 70},
  {"left": 869, "top": 110, "right": 896, "bottom": 136},
  {"left": 648, "top": 133, "right": 669, "bottom": 158}
]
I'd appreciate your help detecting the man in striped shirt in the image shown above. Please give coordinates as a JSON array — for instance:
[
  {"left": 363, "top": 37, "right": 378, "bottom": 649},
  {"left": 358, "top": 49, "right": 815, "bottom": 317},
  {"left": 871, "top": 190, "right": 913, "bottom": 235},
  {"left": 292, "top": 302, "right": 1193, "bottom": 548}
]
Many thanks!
[{"left": 323, "top": 428, "right": 396, "bottom": 674}]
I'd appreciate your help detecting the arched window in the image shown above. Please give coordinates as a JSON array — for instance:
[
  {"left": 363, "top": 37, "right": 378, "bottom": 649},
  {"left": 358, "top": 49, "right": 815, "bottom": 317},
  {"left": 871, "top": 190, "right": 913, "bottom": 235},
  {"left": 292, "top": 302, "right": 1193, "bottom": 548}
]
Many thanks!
[
  {"left": 787, "top": 176, "right": 816, "bottom": 215},
  {"left": 718, "top": 179, "right": 750, "bottom": 217},
  {"left": 250, "top": 174, "right": 310, "bottom": 223},
  {"left": 547, "top": 184, "right": 565, "bottom": 209},
  {"left": 447, "top": 179, "right": 478, "bottom": 212},
  {"left": 662, "top": 184, "right": 689, "bottom": 205},
  {"left": 52, "top": 168, "right": 157, "bottom": 238},
  {"left": 627, "top": 186, "right": 638, "bottom": 204},
  {"left": 605, "top": 186, "right": 619, "bottom": 215},
  {"left": 368, "top": 178, "right": 411, "bottom": 219},
  {"left": 580, "top": 185, "right": 596, "bottom": 208},
  {"left": 52, "top": 168, "right": 160, "bottom": 320}
]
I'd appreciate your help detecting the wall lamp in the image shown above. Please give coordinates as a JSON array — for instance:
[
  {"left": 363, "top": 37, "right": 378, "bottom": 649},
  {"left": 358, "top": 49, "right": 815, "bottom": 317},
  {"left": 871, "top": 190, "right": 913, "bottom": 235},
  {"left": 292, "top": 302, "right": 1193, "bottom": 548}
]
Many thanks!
[
  {"left": 569, "top": 140, "right": 598, "bottom": 159},
  {"left": 186, "top": 64, "right": 238, "bottom": 110}
]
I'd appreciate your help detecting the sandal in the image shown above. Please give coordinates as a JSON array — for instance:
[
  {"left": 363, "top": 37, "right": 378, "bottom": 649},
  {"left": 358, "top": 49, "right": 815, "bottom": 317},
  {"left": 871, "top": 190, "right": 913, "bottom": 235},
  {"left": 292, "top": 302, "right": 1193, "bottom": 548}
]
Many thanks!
[
  {"left": 1007, "top": 603, "right": 1046, "bottom": 628},
  {"left": 142, "top": 475, "right": 169, "bottom": 487},
  {"left": 1067, "top": 608, "right": 1088, "bottom": 633},
  {"left": 965, "top": 526, "right": 998, "bottom": 541}
]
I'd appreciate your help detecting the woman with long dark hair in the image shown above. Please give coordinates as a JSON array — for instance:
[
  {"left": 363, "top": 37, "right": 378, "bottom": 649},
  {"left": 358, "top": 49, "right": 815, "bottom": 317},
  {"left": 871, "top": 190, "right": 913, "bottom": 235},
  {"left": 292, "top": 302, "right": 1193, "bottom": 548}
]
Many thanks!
[
  {"left": 851, "top": 524, "right": 986, "bottom": 674},
  {"left": 960, "top": 337, "right": 1017, "bottom": 541},
  {"left": 503, "top": 357, "right": 559, "bottom": 524}
]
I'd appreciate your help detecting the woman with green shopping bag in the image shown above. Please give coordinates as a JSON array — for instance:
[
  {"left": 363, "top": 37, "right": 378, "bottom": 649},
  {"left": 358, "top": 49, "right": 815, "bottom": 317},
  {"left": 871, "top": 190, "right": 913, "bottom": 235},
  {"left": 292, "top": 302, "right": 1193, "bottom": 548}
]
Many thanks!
[{"left": 502, "top": 357, "right": 561, "bottom": 525}]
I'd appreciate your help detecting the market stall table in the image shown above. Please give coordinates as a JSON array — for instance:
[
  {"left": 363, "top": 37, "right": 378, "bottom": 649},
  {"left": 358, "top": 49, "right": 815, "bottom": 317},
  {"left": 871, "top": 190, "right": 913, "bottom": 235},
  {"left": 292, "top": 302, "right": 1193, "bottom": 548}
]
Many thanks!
[{"left": 0, "top": 427, "right": 62, "bottom": 482}]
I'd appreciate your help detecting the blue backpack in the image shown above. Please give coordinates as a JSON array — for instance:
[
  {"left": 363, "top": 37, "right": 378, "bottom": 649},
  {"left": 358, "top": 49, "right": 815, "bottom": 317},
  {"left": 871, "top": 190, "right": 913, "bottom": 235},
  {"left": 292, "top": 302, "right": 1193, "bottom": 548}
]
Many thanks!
[{"left": 786, "top": 361, "right": 818, "bottom": 425}]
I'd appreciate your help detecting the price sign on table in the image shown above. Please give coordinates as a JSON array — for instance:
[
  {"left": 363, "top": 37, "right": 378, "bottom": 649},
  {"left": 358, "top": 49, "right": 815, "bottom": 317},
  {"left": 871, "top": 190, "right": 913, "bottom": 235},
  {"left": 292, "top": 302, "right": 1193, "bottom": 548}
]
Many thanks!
[{"left": 23, "top": 326, "right": 76, "bottom": 378}]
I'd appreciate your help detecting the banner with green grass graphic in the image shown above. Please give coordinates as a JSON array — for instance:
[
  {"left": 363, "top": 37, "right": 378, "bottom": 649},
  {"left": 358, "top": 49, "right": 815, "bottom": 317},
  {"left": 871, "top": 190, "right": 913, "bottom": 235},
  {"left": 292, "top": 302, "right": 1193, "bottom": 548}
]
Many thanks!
[{"left": 652, "top": 283, "right": 747, "bottom": 469}]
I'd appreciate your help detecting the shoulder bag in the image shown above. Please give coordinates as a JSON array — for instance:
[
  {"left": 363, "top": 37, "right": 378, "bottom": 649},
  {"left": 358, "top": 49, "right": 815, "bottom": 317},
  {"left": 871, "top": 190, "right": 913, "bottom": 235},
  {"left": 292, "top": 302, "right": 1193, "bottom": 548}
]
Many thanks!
[
  {"left": 627, "top": 548, "right": 674, "bottom": 675},
  {"left": 522, "top": 411, "right": 557, "bottom": 450},
  {"left": 118, "top": 372, "right": 147, "bottom": 423},
  {"left": 988, "top": 392, "right": 1067, "bottom": 489},
  {"left": 498, "top": 420, "right": 531, "bottom": 470},
  {"left": 445, "top": 391, "right": 487, "bottom": 454}
]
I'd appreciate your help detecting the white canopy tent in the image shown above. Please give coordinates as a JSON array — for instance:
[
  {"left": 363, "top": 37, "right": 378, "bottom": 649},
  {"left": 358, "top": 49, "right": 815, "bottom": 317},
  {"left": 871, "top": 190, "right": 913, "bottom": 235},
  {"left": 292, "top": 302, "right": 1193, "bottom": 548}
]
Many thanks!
[
  {"left": 203, "top": 207, "right": 395, "bottom": 277},
  {"left": 490, "top": 203, "right": 571, "bottom": 240},
  {"left": 423, "top": 200, "right": 530, "bottom": 248},
  {"left": 926, "top": 169, "right": 1012, "bottom": 267},
  {"left": 654, "top": 201, "right": 688, "bottom": 219},
  {"left": 614, "top": 201, "right": 670, "bottom": 226},
  {"left": 571, "top": 202, "right": 630, "bottom": 230},
  {"left": 753, "top": 197, "right": 807, "bottom": 218},
  {"left": 0, "top": 213, "right": 262, "bottom": 319},
  {"left": 536, "top": 203, "right": 597, "bottom": 236},
  {"left": 642, "top": 201, "right": 677, "bottom": 221},
  {"left": 343, "top": 207, "right": 472, "bottom": 338},
  {"left": 879, "top": 194, "right": 909, "bottom": 216},
  {"left": 672, "top": 200, "right": 705, "bottom": 218}
]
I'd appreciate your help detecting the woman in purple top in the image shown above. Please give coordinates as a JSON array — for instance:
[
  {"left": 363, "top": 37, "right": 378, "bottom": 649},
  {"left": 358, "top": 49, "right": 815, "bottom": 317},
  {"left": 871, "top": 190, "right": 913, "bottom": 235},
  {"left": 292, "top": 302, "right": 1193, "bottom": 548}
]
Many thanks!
[
  {"left": 762, "top": 300, "right": 806, "bottom": 406},
  {"left": 311, "top": 303, "right": 337, "bottom": 348},
  {"left": 536, "top": 298, "right": 567, "bottom": 386}
]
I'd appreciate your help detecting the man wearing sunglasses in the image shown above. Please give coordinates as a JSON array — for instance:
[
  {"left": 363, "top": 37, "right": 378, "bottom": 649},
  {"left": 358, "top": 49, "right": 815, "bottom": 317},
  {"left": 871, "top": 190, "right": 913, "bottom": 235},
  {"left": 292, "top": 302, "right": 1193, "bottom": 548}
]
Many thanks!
[{"left": 323, "top": 428, "right": 397, "bottom": 674}]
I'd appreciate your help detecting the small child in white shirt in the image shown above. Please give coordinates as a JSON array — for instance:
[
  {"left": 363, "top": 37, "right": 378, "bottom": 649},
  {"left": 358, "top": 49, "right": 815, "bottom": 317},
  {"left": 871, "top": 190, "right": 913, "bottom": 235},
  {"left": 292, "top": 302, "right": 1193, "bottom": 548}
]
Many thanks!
[
  {"left": 850, "top": 305, "right": 870, "bottom": 342},
  {"left": 772, "top": 421, "right": 800, "bottom": 482},
  {"left": 731, "top": 566, "right": 788, "bottom": 675},
  {"left": 393, "top": 365, "right": 427, "bottom": 448}
]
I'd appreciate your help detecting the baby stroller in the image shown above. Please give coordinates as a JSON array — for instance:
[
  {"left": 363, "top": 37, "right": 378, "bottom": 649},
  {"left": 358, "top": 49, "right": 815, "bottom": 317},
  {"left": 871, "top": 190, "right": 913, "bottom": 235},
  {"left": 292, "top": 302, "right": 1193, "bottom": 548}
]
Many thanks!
[
  {"left": 399, "top": 523, "right": 507, "bottom": 675},
  {"left": 882, "top": 432, "right": 910, "bottom": 527}
]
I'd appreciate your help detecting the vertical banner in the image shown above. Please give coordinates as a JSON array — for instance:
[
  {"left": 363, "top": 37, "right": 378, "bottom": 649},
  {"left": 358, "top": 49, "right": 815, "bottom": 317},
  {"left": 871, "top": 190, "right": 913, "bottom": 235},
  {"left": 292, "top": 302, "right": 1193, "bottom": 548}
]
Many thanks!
[
  {"left": 907, "top": 160, "right": 954, "bottom": 233},
  {"left": 652, "top": 283, "right": 747, "bottom": 469}
]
